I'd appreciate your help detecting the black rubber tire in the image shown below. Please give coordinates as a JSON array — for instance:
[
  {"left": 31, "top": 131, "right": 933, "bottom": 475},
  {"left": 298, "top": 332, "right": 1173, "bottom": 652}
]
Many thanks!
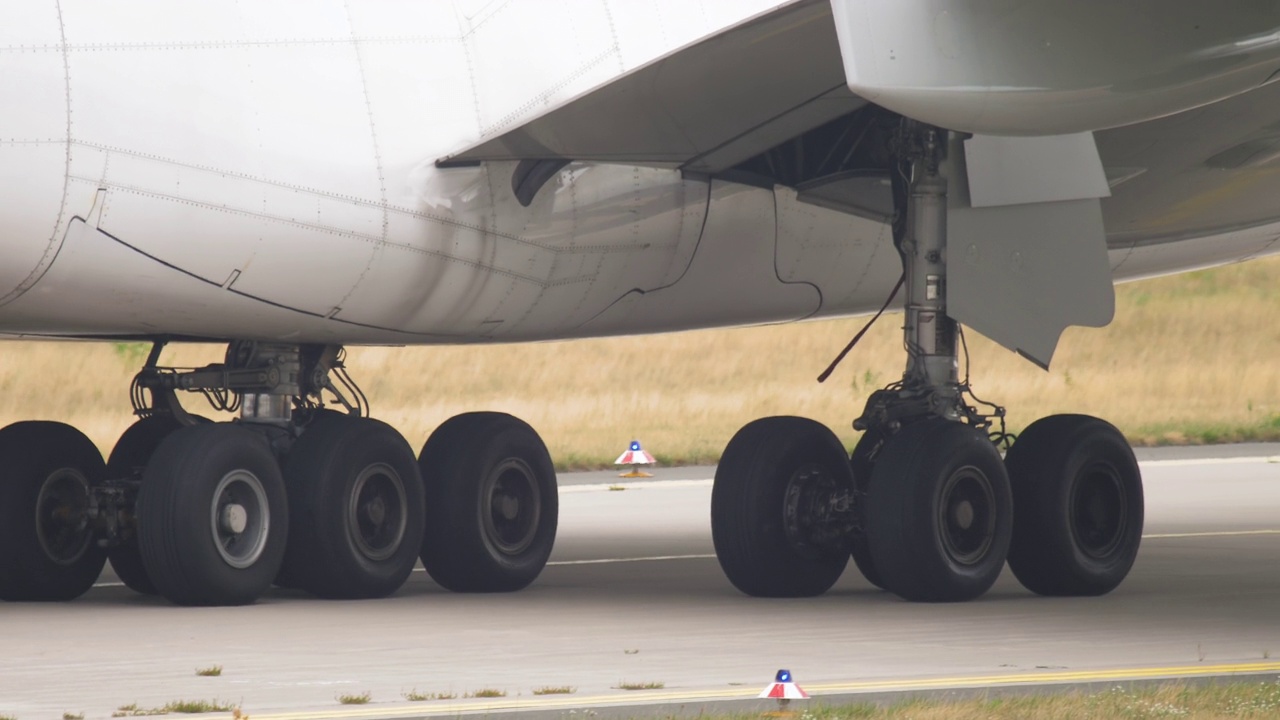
[
  {"left": 1005, "top": 414, "right": 1144, "bottom": 596},
  {"left": 280, "top": 414, "right": 425, "bottom": 599},
  {"left": 419, "top": 412, "right": 558, "bottom": 592},
  {"left": 105, "top": 415, "right": 189, "bottom": 596},
  {"left": 865, "top": 419, "right": 1012, "bottom": 602},
  {"left": 0, "top": 421, "right": 108, "bottom": 601},
  {"left": 711, "top": 417, "right": 851, "bottom": 598},
  {"left": 849, "top": 430, "right": 885, "bottom": 590},
  {"left": 136, "top": 423, "right": 288, "bottom": 606}
]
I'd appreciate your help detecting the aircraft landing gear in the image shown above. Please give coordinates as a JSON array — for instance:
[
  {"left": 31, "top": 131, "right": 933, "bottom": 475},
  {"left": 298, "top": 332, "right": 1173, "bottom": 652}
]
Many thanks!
[
  {"left": 711, "top": 122, "right": 1143, "bottom": 602},
  {"left": 0, "top": 341, "right": 560, "bottom": 606}
]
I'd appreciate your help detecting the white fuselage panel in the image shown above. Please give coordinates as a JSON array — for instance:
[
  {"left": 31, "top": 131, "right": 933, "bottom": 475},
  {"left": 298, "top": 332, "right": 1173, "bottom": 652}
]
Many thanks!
[{"left": 0, "top": 0, "right": 1276, "bottom": 344}]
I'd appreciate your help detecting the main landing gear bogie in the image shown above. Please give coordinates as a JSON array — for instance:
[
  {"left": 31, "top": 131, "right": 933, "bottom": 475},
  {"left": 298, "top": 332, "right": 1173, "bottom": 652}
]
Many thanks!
[
  {"left": 0, "top": 342, "right": 561, "bottom": 607},
  {"left": 711, "top": 121, "right": 1145, "bottom": 603}
]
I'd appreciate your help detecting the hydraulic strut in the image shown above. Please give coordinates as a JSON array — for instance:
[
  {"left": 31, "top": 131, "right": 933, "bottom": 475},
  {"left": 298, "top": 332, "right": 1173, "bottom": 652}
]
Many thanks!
[{"left": 855, "top": 122, "right": 1002, "bottom": 435}]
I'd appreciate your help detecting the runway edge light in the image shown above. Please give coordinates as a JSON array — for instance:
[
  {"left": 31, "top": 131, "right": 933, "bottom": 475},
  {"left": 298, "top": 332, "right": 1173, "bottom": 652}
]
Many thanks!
[
  {"left": 759, "top": 668, "right": 809, "bottom": 708},
  {"left": 615, "top": 440, "right": 656, "bottom": 478}
]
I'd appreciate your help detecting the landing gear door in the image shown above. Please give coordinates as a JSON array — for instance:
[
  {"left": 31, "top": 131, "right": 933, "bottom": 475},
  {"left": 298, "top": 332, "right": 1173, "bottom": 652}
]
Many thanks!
[{"left": 946, "top": 133, "right": 1115, "bottom": 369}]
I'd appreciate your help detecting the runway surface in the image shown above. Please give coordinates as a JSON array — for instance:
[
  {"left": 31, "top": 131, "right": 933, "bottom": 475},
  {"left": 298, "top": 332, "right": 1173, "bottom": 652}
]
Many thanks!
[{"left": 2, "top": 446, "right": 1280, "bottom": 720}]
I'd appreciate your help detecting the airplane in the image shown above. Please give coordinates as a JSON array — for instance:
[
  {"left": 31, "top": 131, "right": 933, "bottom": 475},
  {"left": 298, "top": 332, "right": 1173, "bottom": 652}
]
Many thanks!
[{"left": 3, "top": 0, "right": 1279, "bottom": 607}]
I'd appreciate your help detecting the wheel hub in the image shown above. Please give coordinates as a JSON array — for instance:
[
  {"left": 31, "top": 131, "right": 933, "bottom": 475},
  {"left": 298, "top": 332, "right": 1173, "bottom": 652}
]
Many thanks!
[
  {"left": 35, "top": 469, "right": 94, "bottom": 566},
  {"left": 782, "top": 464, "right": 854, "bottom": 556},
  {"left": 483, "top": 459, "right": 541, "bottom": 556},
  {"left": 209, "top": 469, "right": 270, "bottom": 570},
  {"left": 1071, "top": 462, "right": 1127, "bottom": 559},
  {"left": 219, "top": 504, "right": 248, "bottom": 534},
  {"left": 496, "top": 495, "right": 520, "bottom": 521},
  {"left": 937, "top": 466, "right": 997, "bottom": 566},
  {"left": 348, "top": 463, "right": 408, "bottom": 563}
]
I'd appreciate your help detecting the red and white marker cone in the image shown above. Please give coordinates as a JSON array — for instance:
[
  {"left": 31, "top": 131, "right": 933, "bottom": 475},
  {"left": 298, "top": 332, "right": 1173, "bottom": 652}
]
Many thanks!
[
  {"left": 614, "top": 440, "right": 656, "bottom": 478},
  {"left": 759, "top": 669, "right": 809, "bottom": 709}
]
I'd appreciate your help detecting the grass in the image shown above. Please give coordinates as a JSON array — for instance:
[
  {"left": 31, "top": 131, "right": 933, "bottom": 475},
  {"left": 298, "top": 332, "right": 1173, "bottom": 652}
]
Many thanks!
[
  {"left": 615, "top": 681, "right": 665, "bottom": 691},
  {"left": 194, "top": 665, "right": 222, "bottom": 677},
  {"left": 162, "top": 701, "right": 235, "bottom": 715},
  {"left": 335, "top": 692, "right": 371, "bottom": 705},
  {"left": 3, "top": 257, "right": 1280, "bottom": 468},
  {"left": 722, "top": 680, "right": 1280, "bottom": 719},
  {"left": 112, "top": 700, "right": 236, "bottom": 716},
  {"left": 465, "top": 689, "right": 507, "bottom": 698},
  {"left": 63, "top": 714, "right": 84, "bottom": 720},
  {"left": 532, "top": 686, "right": 577, "bottom": 695},
  {"left": 402, "top": 689, "right": 457, "bottom": 702}
]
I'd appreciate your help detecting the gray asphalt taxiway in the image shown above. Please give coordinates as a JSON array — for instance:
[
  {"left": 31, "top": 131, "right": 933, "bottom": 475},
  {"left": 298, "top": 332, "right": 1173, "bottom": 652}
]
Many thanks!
[{"left": 2, "top": 445, "right": 1279, "bottom": 720}]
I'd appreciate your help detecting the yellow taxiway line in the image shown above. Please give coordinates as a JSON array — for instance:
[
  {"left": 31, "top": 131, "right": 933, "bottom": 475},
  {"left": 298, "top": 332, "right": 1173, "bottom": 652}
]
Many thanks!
[{"left": 249, "top": 660, "right": 1280, "bottom": 720}]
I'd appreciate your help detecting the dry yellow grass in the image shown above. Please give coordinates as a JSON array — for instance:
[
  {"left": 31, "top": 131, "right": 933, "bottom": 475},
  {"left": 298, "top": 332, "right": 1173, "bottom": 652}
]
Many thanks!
[{"left": 1, "top": 256, "right": 1278, "bottom": 468}]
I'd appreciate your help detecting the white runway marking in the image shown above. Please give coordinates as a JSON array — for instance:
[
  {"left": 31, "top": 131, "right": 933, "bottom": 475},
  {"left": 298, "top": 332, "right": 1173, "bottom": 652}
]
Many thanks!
[
  {"left": 565, "top": 454, "right": 1280, "bottom": 492},
  {"left": 1142, "top": 456, "right": 1280, "bottom": 467},
  {"left": 91, "top": 554, "right": 723, "bottom": 588},
  {"left": 1143, "top": 529, "right": 1280, "bottom": 539},
  {"left": 90, "top": 532, "right": 1280, "bottom": 589},
  {"left": 547, "top": 554, "right": 717, "bottom": 566},
  {"left": 561, "top": 479, "right": 712, "bottom": 492}
]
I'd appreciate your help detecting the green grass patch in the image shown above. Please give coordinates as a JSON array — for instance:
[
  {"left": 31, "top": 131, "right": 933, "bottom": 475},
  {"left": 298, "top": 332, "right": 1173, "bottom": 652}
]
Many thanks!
[
  {"left": 162, "top": 700, "right": 235, "bottom": 714},
  {"left": 335, "top": 692, "right": 371, "bottom": 705},
  {"left": 1132, "top": 419, "right": 1280, "bottom": 447},
  {"left": 532, "top": 686, "right": 577, "bottom": 695},
  {"left": 465, "top": 689, "right": 507, "bottom": 699},
  {"left": 111, "top": 700, "right": 235, "bottom": 716},
  {"left": 615, "top": 680, "right": 664, "bottom": 691},
  {"left": 63, "top": 714, "right": 84, "bottom": 720},
  {"left": 194, "top": 665, "right": 222, "bottom": 677}
]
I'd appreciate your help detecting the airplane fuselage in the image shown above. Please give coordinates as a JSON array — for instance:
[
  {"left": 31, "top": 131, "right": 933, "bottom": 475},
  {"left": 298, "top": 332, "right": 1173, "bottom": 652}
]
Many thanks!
[{"left": 3, "top": 0, "right": 1280, "bottom": 346}]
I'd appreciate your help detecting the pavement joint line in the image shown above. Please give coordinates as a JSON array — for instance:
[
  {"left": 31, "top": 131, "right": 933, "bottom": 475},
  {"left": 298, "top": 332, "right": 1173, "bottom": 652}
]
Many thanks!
[{"left": 245, "top": 661, "right": 1280, "bottom": 720}]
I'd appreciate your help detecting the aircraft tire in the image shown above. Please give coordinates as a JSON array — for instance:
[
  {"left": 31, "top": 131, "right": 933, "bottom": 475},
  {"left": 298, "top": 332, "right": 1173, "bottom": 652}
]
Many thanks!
[
  {"left": 1005, "top": 414, "right": 1143, "bottom": 596},
  {"left": 137, "top": 423, "right": 287, "bottom": 606},
  {"left": 106, "top": 415, "right": 195, "bottom": 596},
  {"left": 848, "top": 429, "right": 885, "bottom": 590},
  {"left": 280, "top": 413, "right": 424, "bottom": 599},
  {"left": 419, "top": 412, "right": 558, "bottom": 593},
  {"left": 0, "top": 422, "right": 107, "bottom": 602},
  {"left": 711, "top": 416, "right": 850, "bottom": 598},
  {"left": 865, "top": 418, "right": 1012, "bottom": 602}
]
